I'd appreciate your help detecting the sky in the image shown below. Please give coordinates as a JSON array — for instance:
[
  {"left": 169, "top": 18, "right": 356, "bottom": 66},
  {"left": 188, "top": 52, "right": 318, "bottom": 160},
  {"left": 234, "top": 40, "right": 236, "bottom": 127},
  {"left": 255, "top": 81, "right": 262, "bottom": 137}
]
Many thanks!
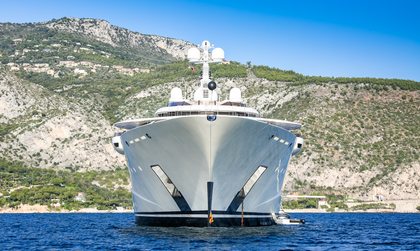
[{"left": 1, "top": 0, "right": 420, "bottom": 81}]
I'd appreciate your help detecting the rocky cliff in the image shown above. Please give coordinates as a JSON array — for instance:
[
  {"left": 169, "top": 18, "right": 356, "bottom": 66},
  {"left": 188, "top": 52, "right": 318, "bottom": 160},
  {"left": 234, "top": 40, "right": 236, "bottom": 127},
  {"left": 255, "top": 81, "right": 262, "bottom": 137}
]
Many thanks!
[{"left": 0, "top": 71, "right": 124, "bottom": 170}]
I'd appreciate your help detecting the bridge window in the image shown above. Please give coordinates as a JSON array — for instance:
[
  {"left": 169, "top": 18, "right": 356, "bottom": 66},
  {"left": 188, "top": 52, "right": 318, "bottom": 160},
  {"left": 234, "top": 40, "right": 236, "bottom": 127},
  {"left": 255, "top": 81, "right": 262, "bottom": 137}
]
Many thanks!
[{"left": 156, "top": 111, "right": 258, "bottom": 118}]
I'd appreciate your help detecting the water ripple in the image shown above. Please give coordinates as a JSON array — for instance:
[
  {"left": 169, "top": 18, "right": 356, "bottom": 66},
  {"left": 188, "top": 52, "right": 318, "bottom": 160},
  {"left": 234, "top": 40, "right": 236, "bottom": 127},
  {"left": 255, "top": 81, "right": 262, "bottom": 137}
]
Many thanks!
[{"left": 1, "top": 213, "right": 419, "bottom": 250}]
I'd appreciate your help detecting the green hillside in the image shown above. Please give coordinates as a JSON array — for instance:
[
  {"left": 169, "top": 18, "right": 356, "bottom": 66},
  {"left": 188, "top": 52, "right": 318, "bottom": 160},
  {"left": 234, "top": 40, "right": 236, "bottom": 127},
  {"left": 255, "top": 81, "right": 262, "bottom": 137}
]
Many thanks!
[{"left": 0, "top": 158, "right": 130, "bottom": 210}]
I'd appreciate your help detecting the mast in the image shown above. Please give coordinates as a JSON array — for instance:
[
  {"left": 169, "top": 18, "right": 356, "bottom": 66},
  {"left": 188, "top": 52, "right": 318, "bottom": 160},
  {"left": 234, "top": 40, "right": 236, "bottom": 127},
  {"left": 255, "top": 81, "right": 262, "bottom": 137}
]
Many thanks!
[
  {"left": 200, "top": 40, "right": 211, "bottom": 88},
  {"left": 187, "top": 41, "right": 224, "bottom": 102}
]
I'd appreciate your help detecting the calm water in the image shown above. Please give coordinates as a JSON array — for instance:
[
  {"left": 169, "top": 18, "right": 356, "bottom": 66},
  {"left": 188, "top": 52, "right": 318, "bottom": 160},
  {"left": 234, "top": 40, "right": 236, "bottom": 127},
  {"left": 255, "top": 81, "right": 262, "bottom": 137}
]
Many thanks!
[{"left": 1, "top": 213, "right": 419, "bottom": 250}]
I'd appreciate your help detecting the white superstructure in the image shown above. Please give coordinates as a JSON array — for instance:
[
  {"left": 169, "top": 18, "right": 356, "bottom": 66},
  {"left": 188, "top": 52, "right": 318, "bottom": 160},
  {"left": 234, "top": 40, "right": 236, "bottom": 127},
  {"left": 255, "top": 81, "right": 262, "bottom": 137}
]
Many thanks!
[{"left": 113, "top": 41, "right": 303, "bottom": 226}]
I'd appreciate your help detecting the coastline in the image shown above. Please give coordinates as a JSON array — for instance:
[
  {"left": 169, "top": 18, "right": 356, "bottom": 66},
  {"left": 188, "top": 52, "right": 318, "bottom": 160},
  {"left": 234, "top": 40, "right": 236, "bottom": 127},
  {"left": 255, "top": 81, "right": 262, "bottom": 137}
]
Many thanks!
[
  {"left": 2, "top": 209, "right": 418, "bottom": 214},
  {"left": 285, "top": 199, "right": 420, "bottom": 214},
  {"left": 285, "top": 209, "right": 420, "bottom": 213},
  {"left": 0, "top": 204, "right": 133, "bottom": 214},
  {"left": 1, "top": 204, "right": 418, "bottom": 214}
]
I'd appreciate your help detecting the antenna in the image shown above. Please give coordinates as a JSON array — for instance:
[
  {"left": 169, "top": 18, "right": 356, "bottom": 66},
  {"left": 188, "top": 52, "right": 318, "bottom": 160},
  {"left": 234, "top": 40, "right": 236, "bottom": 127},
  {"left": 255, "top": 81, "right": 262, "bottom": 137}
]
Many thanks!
[{"left": 187, "top": 41, "right": 225, "bottom": 101}]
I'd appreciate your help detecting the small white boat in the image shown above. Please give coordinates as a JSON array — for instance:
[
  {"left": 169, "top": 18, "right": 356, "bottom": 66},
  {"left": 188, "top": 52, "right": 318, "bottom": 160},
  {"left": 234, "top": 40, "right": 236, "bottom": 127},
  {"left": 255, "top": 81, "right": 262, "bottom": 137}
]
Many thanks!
[{"left": 273, "top": 211, "right": 305, "bottom": 225}]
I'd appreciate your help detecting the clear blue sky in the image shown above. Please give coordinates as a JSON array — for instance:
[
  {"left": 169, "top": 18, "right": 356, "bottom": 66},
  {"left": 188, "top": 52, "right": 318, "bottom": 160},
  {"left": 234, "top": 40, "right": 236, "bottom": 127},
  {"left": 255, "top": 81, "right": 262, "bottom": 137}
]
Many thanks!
[{"left": 1, "top": 0, "right": 420, "bottom": 81}]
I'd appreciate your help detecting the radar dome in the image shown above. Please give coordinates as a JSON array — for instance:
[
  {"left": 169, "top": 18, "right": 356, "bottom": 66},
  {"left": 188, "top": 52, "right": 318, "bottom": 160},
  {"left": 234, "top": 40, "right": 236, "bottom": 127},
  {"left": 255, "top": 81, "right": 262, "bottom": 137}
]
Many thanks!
[
  {"left": 212, "top": 48, "right": 224, "bottom": 62},
  {"left": 229, "top": 88, "right": 242, "bottom": 103},
  {"left": 169, "top": 87, "right": 183, "bottom": 102},
  {"left": 187, "top": 47, "right": 200, "bottom": 62}
]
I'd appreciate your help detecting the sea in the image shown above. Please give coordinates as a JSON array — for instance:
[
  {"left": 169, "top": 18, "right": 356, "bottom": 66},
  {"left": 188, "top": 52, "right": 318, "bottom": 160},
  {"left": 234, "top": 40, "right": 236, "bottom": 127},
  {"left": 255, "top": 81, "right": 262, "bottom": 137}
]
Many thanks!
[{"left": 1, "top": 213, "right": 419, "bottom": 250}]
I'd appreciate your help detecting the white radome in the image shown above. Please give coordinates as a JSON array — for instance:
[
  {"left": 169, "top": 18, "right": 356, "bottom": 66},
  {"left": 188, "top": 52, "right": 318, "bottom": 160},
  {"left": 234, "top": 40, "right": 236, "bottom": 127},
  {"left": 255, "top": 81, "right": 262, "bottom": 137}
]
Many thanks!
[
  {"left": 229, "top": 87, "right": 242, "bottom": 103},
  {"left": 211, "top": 48, "right": 224, "bottom": 62},
  {"left": 169, "top": 87, "right": 183, "bottom": 102},
  {"left": 187, "top": 47, "right": 200, "bottom": 62}
]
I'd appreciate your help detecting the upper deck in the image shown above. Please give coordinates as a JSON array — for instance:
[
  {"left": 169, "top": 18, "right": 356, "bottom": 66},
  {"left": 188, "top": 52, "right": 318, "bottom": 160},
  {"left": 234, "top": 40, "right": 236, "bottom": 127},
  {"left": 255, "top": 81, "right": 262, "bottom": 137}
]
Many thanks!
[
  {"left": 155, "top": 100, "right": 259, "bottom": 118},
  {"left": 114, "top": 115, "right": 301, "bottom": 131}
]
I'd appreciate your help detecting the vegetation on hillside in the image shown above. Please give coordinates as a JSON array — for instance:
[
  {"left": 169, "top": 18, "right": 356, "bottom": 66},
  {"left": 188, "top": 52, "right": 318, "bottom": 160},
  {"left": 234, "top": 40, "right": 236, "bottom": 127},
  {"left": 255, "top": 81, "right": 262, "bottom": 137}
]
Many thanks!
[
  {"left": 281, "top": 193, "right": 350, "bottom": 211},
  {"left": 0, "top": 159, "right": 131, "bottom": 210},
  {"left": 211, "top": 62, "right": 247, "bottom": 78},
  {"left": 252, "top": 65, "right": 419, "bottom": 90},
  {"left": 0, "top": 123, "right": 19, "bottom": 138},
  {"left": 350, "top": 203, "right": 396, "bottom": 211},
  {"left": 325, "top": 194, "right": 349, "bottom": 210},
  {"left": 253, "top": 65, "right": 304, "bottom": 82},
  {"left": 15, "top": 61, "right": 197, "bottom": 123},
  {"left": 282, "top": 198, "right": 318, "bottom": 209},
  {"left": 0, "top": 22, "right": 175, "bottom": 67},
  {"left": 271, "top": 84, "right": 419, "bottom": 192}
]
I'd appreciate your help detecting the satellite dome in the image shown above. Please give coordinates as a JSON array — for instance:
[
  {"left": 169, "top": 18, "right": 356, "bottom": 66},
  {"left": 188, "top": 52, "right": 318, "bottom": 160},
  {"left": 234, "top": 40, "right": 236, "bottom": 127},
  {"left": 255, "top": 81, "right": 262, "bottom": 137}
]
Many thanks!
[
  {"left": 229, "top": 88, "right": 242, "bottom": 103},
  {"left": 212, "top": 48, "right": 224, "bottom": 62},
  {"left": 187, "top": 47, "right": 200, "bottom": 62},
  {"left": 169, "top": 87, "right": 183, "bottom": 102}
]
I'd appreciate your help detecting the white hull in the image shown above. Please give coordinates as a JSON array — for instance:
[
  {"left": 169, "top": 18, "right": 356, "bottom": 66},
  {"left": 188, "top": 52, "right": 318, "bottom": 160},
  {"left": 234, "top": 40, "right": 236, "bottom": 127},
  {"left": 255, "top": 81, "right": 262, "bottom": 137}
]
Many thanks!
[{"left": 120, "top": 115, "right": 297, "bottom": 226}]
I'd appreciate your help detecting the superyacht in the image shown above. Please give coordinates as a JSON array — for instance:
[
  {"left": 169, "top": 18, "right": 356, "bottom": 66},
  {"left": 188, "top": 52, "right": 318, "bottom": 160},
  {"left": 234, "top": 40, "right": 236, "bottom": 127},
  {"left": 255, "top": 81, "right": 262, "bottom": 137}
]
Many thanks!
[{"left": 112, "top": 41, "right": 303, "bottom": 226}]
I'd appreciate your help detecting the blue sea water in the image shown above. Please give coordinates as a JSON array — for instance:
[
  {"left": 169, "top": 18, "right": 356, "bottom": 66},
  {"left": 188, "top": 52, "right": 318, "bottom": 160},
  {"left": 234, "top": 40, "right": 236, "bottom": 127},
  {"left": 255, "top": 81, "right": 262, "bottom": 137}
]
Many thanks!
[{"left": 1, "top": 213, "right": 419, "bottom": 250}]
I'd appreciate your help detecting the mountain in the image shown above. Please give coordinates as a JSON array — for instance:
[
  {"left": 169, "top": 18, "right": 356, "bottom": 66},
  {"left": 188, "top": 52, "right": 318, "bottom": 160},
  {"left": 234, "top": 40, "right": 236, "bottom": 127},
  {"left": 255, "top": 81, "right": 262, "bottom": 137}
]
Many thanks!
[
  {"left": 0, "top": 17, "right": 191, "bottom": 65},
  {"left": 0, "top": 18, "right": 419, "bottom": 209},
  {"left": 0, "top": 17, "right": 193, "bottom": 170}
]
